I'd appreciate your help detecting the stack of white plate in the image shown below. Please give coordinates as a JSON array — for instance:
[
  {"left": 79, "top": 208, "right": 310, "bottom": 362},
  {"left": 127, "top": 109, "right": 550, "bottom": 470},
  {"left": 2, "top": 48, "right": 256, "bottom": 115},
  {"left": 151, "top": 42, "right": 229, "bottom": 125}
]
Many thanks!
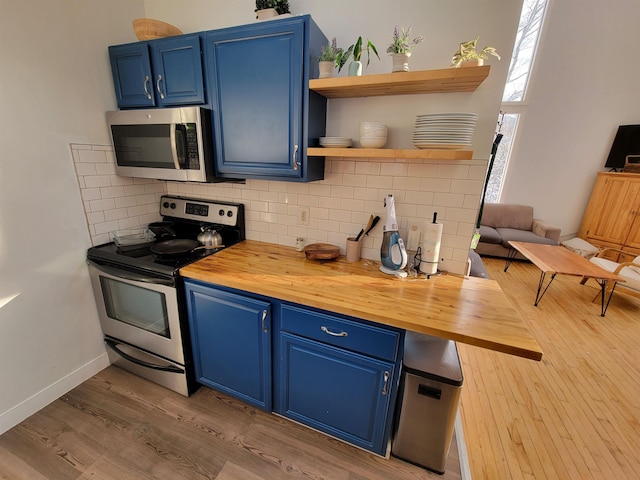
[
  {"left": 412, "top": 112, "right": 478, "bottom": 150},
  {"left": 319, "top": 137, "right": 353, "bottom": 148}
]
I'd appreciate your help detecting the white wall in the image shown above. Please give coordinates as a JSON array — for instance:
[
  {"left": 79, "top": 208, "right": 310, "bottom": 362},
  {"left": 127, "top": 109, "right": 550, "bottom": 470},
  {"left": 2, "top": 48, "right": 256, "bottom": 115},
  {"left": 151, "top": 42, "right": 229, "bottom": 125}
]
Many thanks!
[
  {"left": 500, "top": 0, "right": 640, "bottom": 237},
  {"left": 0, "top": 0, "right": 145, "bottom": 433}
]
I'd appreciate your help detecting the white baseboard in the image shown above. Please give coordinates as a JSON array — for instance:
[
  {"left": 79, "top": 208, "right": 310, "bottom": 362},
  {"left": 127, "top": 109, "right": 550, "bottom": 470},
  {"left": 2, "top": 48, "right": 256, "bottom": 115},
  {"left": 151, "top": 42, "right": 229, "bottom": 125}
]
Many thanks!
[
  {"left": 455, "top": 412, "right": 473, "bottom": 480},
  {"left": 0, "top": 353, "right": 110, "bottom": 435}
]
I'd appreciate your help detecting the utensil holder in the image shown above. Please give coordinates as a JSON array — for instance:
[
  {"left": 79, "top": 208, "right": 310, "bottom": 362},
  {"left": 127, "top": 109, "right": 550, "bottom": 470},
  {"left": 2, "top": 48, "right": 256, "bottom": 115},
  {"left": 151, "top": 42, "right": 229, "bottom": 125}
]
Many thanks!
[{"left": 346, "top": 237, "right": 362, "bottom": 262}]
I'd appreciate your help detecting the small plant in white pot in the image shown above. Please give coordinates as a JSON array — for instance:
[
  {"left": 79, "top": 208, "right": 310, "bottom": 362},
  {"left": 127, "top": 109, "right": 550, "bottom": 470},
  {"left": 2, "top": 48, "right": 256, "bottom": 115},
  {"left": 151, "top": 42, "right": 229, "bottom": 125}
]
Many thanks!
[
  {"left": 337, "top": 36, "right": 380, "bottom": 77},
  {"left": 387, "top": 25, "right": 424, "bottom": 72},
  {"left": 318, "top": 38, "right": 342, "bottom": 78},
  {"left": 255, "top": 0, "right": 290, "bottom": 20},
  {"left": 450, "top": 36, "right": 500, "bottom": 67}
]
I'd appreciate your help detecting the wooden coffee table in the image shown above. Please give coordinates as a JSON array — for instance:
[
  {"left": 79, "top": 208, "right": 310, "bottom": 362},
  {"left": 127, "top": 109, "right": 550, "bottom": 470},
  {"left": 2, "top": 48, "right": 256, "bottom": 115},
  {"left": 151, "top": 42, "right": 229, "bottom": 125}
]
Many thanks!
[{"left": 507, "top": 241, "right": 622, "bottom": 316}]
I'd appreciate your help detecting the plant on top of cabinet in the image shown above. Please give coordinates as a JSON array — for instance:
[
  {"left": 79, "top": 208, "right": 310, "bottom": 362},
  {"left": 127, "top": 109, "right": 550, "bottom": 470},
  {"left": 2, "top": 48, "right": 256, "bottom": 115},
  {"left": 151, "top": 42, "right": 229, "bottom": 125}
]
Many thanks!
[
  {"left": 255, "top": 0, "right": 290, "bottom": 20},
  {"left": 337, "top": 36, "right": 380, "bottom": 76},
  {"left": 450, "top": 36, "right": 500, "bottom": 68},
  {"left": 386, "top": 25, "right": 424, "bottom": 73}
]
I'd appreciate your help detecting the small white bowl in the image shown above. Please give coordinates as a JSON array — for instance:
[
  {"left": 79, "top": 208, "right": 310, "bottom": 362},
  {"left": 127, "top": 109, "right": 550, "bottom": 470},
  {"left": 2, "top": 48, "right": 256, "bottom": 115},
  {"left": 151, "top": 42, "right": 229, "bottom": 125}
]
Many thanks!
[
  {"left": 360, "top": 137, "right": 387, "bottom": 148},
  {"left": 360, "top": 129, "right": 388, "bottom": 138},
  {"left": 360, "top": 122, "right": 387, "bottom": 134}
]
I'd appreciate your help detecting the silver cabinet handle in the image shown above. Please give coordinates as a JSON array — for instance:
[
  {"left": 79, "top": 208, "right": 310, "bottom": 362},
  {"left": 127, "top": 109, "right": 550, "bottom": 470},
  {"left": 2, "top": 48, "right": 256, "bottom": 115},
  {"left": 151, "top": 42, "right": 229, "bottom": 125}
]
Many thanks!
[
  {"left": 156, "top": 74, "right": 165, "bottom": 99},
  {"left": 143, "top": 75, "right": 152, "bottom": 99},
  {"left": 381, "top": 371, "right": 390, "bottom": 395},
  {"left": 320, "top": 326, "right": 348, "bottom": 337},
  {"left": 292, "top": 144, "right": 299, "bottom": 171},
  {"left": 261, "top": 310, "right": 268, "bottom": 333}
]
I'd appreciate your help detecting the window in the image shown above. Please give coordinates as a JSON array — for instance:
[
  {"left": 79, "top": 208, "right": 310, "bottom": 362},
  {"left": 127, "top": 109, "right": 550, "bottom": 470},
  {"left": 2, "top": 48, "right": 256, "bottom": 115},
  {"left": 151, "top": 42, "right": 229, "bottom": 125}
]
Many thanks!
[{"left": 485, "top": 0, "right": 549, "bottom": 203}]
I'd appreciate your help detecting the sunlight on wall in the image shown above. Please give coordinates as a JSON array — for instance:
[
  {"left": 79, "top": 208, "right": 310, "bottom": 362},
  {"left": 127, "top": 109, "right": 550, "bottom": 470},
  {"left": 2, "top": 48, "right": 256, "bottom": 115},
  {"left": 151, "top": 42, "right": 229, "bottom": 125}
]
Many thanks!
[{"left": 0, "top": 293, "right": 21, "bottom": 309}]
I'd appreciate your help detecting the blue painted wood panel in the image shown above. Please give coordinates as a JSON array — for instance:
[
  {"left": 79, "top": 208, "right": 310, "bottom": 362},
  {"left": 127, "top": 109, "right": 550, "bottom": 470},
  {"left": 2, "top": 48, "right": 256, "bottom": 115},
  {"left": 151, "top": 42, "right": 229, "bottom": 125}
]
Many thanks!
[{"left": 184, "top": 280, "right": 272, "bottom": 411}]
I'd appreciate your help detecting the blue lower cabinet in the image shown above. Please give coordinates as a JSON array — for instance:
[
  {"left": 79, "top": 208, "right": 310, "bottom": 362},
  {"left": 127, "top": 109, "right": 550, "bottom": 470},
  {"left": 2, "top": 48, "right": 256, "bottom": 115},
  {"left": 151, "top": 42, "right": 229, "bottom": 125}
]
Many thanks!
[
  {"left": 276, "top": 332, "right": 396, "bottom": 456},
  {"left": 184, "top": 280, "right": 271, "bottom": 411}
]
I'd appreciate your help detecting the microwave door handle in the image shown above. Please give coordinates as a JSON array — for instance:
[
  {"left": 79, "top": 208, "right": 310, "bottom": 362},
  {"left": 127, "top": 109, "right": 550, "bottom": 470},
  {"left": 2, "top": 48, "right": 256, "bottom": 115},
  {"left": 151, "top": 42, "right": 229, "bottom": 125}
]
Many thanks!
[
  {"left": 170, "top": 123, "right": 181, "bottom": 170},
  {"left": 104, "top": 338, "right": 184, "bottom": 373}
]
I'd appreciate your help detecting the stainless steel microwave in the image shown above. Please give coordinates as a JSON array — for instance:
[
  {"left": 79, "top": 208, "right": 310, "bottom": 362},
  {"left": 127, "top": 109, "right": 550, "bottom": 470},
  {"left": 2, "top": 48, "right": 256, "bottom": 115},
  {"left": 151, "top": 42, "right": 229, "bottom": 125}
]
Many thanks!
[{"left": 107, "top": 107, "right": 218, "bottom": 182}]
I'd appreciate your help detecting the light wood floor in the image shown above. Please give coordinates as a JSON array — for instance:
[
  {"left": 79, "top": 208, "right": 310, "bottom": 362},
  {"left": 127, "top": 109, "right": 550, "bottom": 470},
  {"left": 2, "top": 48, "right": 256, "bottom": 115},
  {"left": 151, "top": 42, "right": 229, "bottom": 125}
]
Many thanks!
[
  {"left": 458, "top": 257, "right": 640, "bottom": 480},
  {"left": 2, "top": 257, "right": 638, "bottom": 479},
  {"left": 0, "top": 363, "right": 461, "bottom": 479}
]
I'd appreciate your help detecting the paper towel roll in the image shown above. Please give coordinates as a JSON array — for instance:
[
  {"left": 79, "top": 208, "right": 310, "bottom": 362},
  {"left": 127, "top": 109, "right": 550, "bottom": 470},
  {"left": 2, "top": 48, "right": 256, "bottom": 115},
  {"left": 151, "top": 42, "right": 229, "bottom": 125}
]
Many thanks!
[{"left": 420, "top": 222, "right": 443, "bottom": 275}]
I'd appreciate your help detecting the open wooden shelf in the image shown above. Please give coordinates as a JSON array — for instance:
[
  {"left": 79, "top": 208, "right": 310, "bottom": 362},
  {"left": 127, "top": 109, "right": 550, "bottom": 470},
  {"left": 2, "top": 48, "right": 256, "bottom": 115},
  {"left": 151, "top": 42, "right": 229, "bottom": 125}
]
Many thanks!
[
  {"left": 309, "top": 65, "right": 490, "bottom": 98},
  {"left": 307, "top": 147, "right": 473, "bottom": 160}
]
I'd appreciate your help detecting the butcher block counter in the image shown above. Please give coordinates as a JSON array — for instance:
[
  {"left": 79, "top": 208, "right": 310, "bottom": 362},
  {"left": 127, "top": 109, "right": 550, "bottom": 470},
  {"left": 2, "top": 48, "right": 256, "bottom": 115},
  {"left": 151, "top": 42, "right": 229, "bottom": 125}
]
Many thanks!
[{"left": 180, "top": 240, "right": 542, "bottom": 361}]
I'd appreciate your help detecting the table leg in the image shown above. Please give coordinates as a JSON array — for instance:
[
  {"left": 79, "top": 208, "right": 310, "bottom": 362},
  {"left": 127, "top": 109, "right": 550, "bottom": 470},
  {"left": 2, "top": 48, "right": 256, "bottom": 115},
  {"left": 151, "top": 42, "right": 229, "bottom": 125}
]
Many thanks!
[
  {"left": 504, "top": 248, "right": 519, "bottom": 272},
  {"left": 534, "top": 272, "right": 556, "bottom": 306},
  {"left": 597, "top": 280, "right": 617, "bottom": 317}
]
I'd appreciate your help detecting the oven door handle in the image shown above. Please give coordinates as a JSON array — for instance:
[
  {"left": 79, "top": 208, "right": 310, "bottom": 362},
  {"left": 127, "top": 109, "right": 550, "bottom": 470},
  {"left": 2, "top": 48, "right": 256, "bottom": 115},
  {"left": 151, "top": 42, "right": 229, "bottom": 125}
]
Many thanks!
[
  {"left": 105, "top": 338, "right": 184, "bottom": 374},
  {"left": 87, "top": 260, "right": 175, "bottom": 286}
]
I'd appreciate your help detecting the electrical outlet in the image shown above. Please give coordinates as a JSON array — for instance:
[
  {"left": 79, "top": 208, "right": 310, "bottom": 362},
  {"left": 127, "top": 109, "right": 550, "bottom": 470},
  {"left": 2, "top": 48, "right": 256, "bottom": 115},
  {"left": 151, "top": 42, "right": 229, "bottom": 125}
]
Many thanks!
[{"left": 299, "top": 207, "right": 310, "bottom": 226}]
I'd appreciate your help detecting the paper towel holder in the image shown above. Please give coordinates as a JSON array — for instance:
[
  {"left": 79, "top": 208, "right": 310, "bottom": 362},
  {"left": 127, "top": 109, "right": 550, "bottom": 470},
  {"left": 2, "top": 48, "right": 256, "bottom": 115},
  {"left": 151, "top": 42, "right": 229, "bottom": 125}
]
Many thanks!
[{"left": 414, "top": 247, "right": 442, "bottom": 278}]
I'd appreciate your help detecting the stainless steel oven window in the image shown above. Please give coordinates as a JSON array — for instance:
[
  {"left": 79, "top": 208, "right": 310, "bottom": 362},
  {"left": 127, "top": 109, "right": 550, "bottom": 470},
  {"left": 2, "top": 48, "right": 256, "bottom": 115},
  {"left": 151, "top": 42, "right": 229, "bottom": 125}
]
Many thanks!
[{"left": 99, "top": 276, "right": 170, "bottom": 338}]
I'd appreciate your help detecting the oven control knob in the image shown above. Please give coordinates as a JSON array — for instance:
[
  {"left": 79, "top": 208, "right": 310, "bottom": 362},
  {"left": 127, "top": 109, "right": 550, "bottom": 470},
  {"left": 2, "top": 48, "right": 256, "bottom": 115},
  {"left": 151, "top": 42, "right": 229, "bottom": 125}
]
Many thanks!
[
  {"left": 219, "top": 209, "right": 225, "bottom": 216},
  {"left": 170, "top": 203, "right": 176, "bottom": 209},
  {"left": 163, "top": 201, "right": 169, "bottom": 208},
  {"left": 227, "top": 211, "right": 233, "bottom": 217}
]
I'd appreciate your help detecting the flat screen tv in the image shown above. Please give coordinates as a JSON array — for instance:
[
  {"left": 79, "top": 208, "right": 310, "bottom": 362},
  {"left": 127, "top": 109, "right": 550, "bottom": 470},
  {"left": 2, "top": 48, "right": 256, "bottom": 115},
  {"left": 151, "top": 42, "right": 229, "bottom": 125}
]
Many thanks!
[{"left": 605, "top": 124, "right": 640, "bottom": 170}]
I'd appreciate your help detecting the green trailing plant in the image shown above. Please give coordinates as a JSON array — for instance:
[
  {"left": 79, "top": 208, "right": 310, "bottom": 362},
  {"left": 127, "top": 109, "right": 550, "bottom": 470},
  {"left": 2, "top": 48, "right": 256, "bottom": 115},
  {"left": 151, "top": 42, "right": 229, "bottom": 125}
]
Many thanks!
[
  {"left": 255, "top": 0, "right": 290, "bottom": 14},
  {"left": 319, "top": 38, "right": 343, "bottom": 66},
  {"left": 386, "top": 25, "right": 424, "bottom": 54},
  {"left": 336, "top": 36, "right": 380, "bottom": 72},
  {"left": 450, "top": 36, "right": 500, "bottom": 67}
]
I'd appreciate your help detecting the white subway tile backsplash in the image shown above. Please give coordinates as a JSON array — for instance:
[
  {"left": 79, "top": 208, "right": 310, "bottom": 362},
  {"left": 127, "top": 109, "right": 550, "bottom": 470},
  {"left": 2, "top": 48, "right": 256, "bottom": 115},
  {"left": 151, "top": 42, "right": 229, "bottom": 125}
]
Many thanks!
[
  {"left": 89, "top": 198, "right": 116, "bottom": 212},
  {"left": 366, "top": 175, "right": 393, "bottom": 189},
  {"left": 84, "top": 175, "right": 112, "bottom": 189},
  {"left": 72, "top": 144, "right": 484, "bottom": 274},
  {"left": 100, "top": 186, "right": 125, "bottom": 199},
  {"left": 77, "top": 149, "right": 108, "bottom": 163}
]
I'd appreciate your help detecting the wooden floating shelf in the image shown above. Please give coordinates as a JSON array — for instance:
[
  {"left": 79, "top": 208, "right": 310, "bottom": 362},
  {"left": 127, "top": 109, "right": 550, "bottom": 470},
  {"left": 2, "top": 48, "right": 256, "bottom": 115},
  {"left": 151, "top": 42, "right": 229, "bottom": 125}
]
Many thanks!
[
  {"left": 307, "top": 147, "right": 473, "bottom": 160},
  {"left": 309, "top": 66, "right": 490, "bottom": 98}
]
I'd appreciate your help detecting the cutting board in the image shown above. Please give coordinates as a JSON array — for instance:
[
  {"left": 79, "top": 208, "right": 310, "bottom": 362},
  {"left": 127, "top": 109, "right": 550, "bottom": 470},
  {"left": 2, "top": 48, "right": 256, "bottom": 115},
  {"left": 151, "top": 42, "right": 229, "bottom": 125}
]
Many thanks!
[{"left": 304, "top": 243, "right": 340, "bottom": 261}]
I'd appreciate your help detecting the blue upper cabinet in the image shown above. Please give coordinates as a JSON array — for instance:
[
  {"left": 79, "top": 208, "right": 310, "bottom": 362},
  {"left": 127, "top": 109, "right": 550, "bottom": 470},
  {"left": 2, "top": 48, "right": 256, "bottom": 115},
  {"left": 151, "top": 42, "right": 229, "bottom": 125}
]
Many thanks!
[
  {"left": 204, "top": 16, "right": 327, "bottom": 181},
  {"left": 109, "top": 34, "right": 205, "bottom": 109}
]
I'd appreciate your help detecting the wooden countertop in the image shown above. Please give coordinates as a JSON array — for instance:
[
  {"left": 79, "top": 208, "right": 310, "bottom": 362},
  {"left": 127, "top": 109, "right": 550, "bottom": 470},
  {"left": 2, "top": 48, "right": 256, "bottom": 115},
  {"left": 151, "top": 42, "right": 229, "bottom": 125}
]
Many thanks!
[{"left": 180, "top": 240, "right": 543, "bottom": 361}]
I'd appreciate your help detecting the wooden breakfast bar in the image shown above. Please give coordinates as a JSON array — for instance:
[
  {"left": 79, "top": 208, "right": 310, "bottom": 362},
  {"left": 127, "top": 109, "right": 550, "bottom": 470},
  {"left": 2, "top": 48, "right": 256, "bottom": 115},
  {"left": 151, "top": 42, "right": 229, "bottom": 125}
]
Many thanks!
[{"left": 181, "top": 240, "right": 543, "bottom": 361}]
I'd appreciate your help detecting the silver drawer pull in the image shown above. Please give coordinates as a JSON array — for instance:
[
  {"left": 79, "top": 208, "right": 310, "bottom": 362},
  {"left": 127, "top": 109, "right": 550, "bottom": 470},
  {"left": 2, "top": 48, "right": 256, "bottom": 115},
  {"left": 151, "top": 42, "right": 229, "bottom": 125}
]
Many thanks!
[
  {"left": 261, "top": 310, "right": 268, "bottom": 333},
  {"left": 321, "top": 326, "right": 348, "bottom": 337},
  {"left": 382, "top": 371, "right": 390, "bottom": 395}
]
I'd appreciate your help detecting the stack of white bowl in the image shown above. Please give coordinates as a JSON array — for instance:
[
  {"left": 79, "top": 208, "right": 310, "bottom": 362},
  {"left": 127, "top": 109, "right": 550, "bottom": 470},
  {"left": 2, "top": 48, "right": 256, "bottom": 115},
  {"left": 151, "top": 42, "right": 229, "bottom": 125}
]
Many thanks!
[{"left": 359, "top": 122, "right": 387, "bottom": 148}]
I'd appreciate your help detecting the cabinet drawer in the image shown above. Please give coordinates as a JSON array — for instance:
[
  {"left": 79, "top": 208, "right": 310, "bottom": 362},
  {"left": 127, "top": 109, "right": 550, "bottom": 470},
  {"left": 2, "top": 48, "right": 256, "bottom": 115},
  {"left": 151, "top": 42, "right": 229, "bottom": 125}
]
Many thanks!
[{"left": 280, "top": 305, "right": 400, "bottom": 361}]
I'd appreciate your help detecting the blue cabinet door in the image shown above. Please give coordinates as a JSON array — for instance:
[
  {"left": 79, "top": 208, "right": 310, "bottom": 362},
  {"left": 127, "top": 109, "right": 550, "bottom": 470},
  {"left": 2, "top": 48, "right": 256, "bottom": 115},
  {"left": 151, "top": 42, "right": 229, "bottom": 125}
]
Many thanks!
[
  {"left": 151, "top": 35, "right": 205, "bottom": 106},
  {"left": 277, "top": 332, "right": 395, "bottom": 455},
  {"left": 206, "top": 19, "right": 303, "bottom": 178},
  {"left": 184, "top": 281, "right": 272, "bottom": 411},
  {"left": 109, "top": 43, "right": 155, "bottom": 108}
]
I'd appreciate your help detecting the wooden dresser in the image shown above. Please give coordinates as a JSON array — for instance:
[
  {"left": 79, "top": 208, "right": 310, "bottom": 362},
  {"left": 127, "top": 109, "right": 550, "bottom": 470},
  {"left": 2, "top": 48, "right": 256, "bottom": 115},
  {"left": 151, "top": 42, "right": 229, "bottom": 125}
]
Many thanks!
[{"left": 578, "top": 172, "right": 640, "bottom": 261}]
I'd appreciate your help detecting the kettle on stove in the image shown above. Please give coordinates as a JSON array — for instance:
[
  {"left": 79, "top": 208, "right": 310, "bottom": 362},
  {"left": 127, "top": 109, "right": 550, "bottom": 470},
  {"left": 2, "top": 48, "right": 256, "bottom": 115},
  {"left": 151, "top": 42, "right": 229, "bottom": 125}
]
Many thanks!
[
  {"left": 197, "top": 226, "right": 223, "bottom": 247},
  {"left": 380, "top": 194, "right": 408, "bottom": 276}
]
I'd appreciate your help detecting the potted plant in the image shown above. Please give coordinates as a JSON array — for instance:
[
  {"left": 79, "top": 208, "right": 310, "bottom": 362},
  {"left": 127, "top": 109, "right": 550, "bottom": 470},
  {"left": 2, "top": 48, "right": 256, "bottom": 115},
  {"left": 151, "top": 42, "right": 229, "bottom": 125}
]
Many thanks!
[
  {"left": 337, "top": 36, "right": 380, "bottom": 76},
  {"left": 386, "top": 25, "right": 424, "bottom": 72},
  {"left": 318, "top": 38, "right": 342, "bottom": 79},
  {"left": 450, "top": 36, "right": 500, "bottom": 68},
  {"left": 255, "top": 0, "right": 290, "bottom": 20}
]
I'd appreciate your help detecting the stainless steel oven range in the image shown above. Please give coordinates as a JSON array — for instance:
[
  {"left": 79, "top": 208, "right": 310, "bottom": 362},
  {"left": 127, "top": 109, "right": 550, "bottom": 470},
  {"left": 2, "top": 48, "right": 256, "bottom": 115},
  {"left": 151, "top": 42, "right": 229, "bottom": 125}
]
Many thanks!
[{"left": 87, "top": 195, "right": 245, "bottom": 396}]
